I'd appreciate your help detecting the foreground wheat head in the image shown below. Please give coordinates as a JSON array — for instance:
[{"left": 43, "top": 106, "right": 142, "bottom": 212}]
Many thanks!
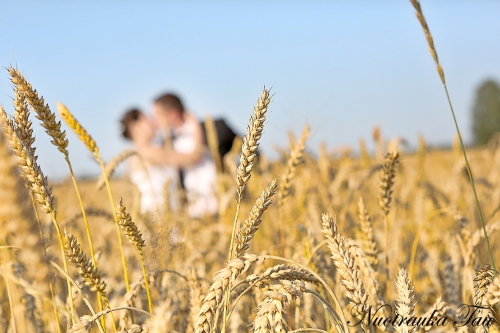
[{"left": 236, "top": 87, "right": 271, "bottom": 200}]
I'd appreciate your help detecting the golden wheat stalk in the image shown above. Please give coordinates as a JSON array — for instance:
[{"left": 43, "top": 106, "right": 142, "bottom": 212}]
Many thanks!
[
  {"left": 246, "top": 264, "right": 318, "bottom": 286},
  {"left": 57, "top": 103, "right": 100, "bottom": 159},
  {"left": 409, "top": 0, "right": 496, "bottom": 273},
  {"left": 394, "top": 268, "right": 416, "bottom": 333},
  {"left": 378, "top": 152, "right": 399, "bottom": 215},
  {"left": 485, "top": 275, "right": 500, "bottom": 306},
  {"left": 346, "top": 239, "right": 383, "bottom": 309},
  {"left": 117, "top": 198, "right": 153, "bottom": 314},
  {"left": 0, "top": 121, "right": 52, "bottom": 292},
  {"left": 8, "top": 69, "right": 98, "bottom": 284},
  {"left": 358, "top": 198, "right": 379, "bottom": 268},
  {"left": 279, "top": 123, "right": 310, "bottom": 206},
  {"left": 195, "top": 254, "right": 263, "bottom": 333},
  {"left": 408, "top": 0, "right": 444, "bottom": 84},
  {"left": 0, "top": 108, "right": 54, "bottom": 214},
  {"left": 378, "top": 151, "right": 399, "bottom": 298},
  {"left": 234, "top": 178, "right": 277, "bottom": 258},
  {"left": 278, "top": 124, "right": 310, "bottom": 253},
  {"left": 442, "top": 256, "right": 460, "bottom": 306},
  {"left": 320, "top": 213, "right": 369, "bottom": 318},
  {"left": 12, "top": 87, "right": 36, "bottom": 156},
  {"left": 253, "top": 292, "right": 289, "bottom": 333},
  {"left": 236, "top": 87, "right": 271, "bottom": 200},
  {"left": 473, "top": 264, "right": 495, "bottom": 332},
  {"left": 228, "top": 88, "right": 271, "bottom": 261},
  {"left": 8, "top": 67, "right": 69, "bottom": 154},
  {"left": 0, "top": 106, "right": 76, "bottom": 322},
  {"left": 223, "top": 88, "right": 271, "bottom": 333},
  {"left": 64, "top": 232, "right": 110, "bottom": 329},
  {"left": 57, "top": 103, "right": 131, "bottom": 291}
]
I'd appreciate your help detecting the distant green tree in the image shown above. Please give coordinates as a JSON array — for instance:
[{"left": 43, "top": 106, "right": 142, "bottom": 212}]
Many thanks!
[{"left": 472, "top": 79, "right": 500, "bottom": 145}]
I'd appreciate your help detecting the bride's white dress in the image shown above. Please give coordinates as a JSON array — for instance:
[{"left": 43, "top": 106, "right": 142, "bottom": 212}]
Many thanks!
[
  {"left": 129, "top": 160, "right": 179, "bottom": 214},
  {"left": 172, "top": 117, "right": 218, "bottom": 217}
]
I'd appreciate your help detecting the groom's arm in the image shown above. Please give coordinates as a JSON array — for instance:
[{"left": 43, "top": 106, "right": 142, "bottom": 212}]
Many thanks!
[
  {"left": 138, "top": 117, "right": 205, "bottom": 167},
  {"left": 138, "top": 144, "right": 203, "bottom": 167}
]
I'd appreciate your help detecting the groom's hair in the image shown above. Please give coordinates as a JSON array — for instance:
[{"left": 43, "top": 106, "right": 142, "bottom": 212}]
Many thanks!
[
  {"left": 154, "top": 93, "right": 185, "bottom": 114},
  {"left": 120, "top": 108, "right": 142, "bottom": 140}
]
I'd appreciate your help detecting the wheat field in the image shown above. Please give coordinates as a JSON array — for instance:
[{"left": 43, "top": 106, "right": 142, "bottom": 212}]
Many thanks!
[{"left": 1, "top": 1, "right": 500, "bottom": 333}]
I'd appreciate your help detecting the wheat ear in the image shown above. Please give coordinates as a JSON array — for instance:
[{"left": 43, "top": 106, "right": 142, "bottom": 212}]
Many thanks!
[
  {"left": 64, "top": 232, "right": 110, "bottom": 329},
  {"left": 58, "top": 103, "right": 131, "bottom": 291},
  {"left": 442, "top": 255, "right": 460, "bottom": 306},
  {"left": 473, "top": 265, "right": 495, "bottom": 332},
  {"left": 0, "top": 118, "right": 52, "bottom": 292},
  {"left": 253, "top": 281, "right": 305, "bottom": 333},
  {"left": 12, "top": 86, "right": 35, "bottom": 156},
  {"left": 346, "top": 239, "right": 383, "bottom": 308},
  {"left": 236, "top": 87, "right": 271, "bottom": 200},
  {"left": 358, "top": 198, "right": 379, "bottom": 268},
  {"left": 235, "top": 178, "right": 278, "bottom": 258},
  {"left": 223, "top": 88, "right": 271, "bottom": 333},
  {"left": 378, "top": 152, "right": 399, "bottom": 215},
  {"left": 378, "top": 151, "right": 399, "bottom": 297},
  {"left": 278, "top": 123, "right": 310, "bottom": 253},
  {"left": 117, "top": 198, "right": 153, "bottom": 314},
  {"left": 230, "top": 87, "right": 271, "bottom": 258},
  {"left": 279, "top": 123, "right": 310, "bottom": 205},
  {"left": 8, "top": 67, "right": 68, "bottom": 154},
  {"left": 195, "top": 254, "right": 263, "bottom": 333},
  {"left": 394, "top": 268, "right": 416, "bottom": 333},
  {"left": 8, "top": 70, "right": 98, "bottom": 281},
  {"left": 246, "top": 264, "right": 318, "bottom": 286},
  {"left": 320, "top": 213, "right": 369, "bottom": 318},
  {"left": 484, "top": 275, "right": 500, "bottom": 306},
  {"left": 0, "top": 107, "right": 76, "bottom": 320}
]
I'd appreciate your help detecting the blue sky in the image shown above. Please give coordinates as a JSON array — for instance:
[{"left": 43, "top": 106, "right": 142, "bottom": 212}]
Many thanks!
[{"left": 1, "top": 1, "right": 499, "bottom": 178}]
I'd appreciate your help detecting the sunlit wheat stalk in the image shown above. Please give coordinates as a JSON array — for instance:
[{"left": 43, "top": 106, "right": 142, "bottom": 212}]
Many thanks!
[
  {"left": 0, "top": 107, "right": 76, "bottom": 323},
  {"left": 195, "top": 254, "right": 263, "bottom": 333},
  {"left": 222, "top": 88, "right": 271, "bottom": 333},
  {"left": 8, "top": 68, "right": 100, "bottom": 305},
  {"left": 394, "top": 268, "right": 416, "bottom": 333},
  {"left": 320, "top": 214, "right": 369, "bottom": 323},
  {"left": 117, "top": 198, "right": 153, "bottom": 314},
  {"left": 378, "top": 151, "right": 399, "bottom": 298},
  {"left": 57, "top": 103, "right": 131, "bottom": 291},
  {"left": 64, "top": 232, "right": 118, "bottom": 331},
  {"left": 9, "top": 88, "right": 63, "bottom": 331},
  {"left": 235, "top": 178, "right": 278, "bottom": 258},
  {"left": 409, "top": 0, "right": 496, "bottom": 273},
  {"left": 278, "top": 123, "right": 310, "bottom": 252}
]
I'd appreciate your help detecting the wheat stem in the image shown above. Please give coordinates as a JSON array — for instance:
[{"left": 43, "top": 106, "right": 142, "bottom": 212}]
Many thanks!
[
  {"left": 410, "top": 0, "right": 496, "bottom": 274},
  {"left": 57, "top": 103, "right": 131, "bottom": 291},
  {"left": 117, "top": 198, "right": 153, "bottom": 313}
]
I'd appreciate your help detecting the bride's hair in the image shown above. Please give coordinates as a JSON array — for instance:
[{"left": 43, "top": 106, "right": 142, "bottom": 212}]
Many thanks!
[{"left": 120, "top": 109, "right": 142, "bottom": 140}]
